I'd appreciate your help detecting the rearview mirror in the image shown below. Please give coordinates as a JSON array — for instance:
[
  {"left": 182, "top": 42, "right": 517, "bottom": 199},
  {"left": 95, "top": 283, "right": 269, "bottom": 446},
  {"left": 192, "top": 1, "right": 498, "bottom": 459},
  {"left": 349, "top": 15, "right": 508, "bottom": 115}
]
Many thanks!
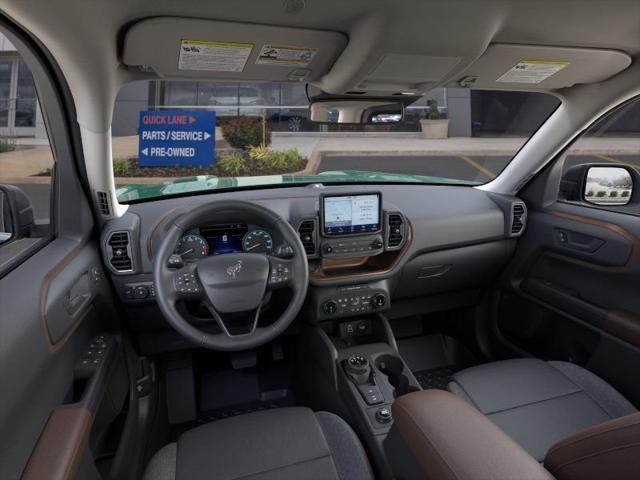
[
  {"left": 309, "top": 99, "right": 404, "bottom": 124},
  {"left": 584, "top": 166, "right": 633, "bottom": 206}
]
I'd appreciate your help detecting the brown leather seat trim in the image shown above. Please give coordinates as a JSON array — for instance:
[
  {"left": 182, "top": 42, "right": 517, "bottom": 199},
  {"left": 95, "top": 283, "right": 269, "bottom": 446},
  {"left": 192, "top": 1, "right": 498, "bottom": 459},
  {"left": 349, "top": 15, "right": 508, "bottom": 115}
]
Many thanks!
[
  {"left": 22, "top": 406, "right": 93, "bottom": 480},
  {"left": 392, "top": 389, "right": 554, "bottom": 480},
  {"left": 545, "top": 412, "right": 640, "bottom": 480}
]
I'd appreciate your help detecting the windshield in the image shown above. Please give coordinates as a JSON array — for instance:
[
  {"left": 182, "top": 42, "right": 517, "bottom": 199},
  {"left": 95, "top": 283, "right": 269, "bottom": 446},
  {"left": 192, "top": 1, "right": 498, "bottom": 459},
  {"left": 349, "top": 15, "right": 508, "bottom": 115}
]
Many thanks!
[{"left": 112, "top": 81, "right": 560, "bottom": 203}]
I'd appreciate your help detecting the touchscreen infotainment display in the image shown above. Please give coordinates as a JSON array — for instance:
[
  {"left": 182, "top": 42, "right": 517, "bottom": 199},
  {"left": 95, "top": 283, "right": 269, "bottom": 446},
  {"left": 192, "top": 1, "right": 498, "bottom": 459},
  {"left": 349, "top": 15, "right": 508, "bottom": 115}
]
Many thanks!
[{"left": 322, "top": 193, "right": 381, "bottom": 235}]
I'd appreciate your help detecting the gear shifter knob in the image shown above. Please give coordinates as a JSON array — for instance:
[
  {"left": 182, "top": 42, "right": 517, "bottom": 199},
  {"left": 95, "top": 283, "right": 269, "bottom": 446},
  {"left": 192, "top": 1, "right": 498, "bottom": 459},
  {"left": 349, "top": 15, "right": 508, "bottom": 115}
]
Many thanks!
[{"left": 345, "top": 354, "right": 371, "bottom": 384}]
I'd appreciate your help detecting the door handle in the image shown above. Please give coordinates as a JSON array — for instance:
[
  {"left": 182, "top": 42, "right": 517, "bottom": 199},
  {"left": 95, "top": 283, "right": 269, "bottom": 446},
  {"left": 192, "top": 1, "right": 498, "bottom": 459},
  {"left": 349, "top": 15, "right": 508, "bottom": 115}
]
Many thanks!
[
  {"left": 554, "top": 228, "right": 605, "bottom": 253},
  {"left": 65, "top": 272, "right": 92, "bottom": 318}
]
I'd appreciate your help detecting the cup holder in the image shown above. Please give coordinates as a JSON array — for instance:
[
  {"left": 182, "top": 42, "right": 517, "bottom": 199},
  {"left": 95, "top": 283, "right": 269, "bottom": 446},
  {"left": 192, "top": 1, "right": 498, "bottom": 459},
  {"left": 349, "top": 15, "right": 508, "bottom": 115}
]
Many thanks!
[{"left": 375, "top": 354, "right": 420, "bottom": 397}]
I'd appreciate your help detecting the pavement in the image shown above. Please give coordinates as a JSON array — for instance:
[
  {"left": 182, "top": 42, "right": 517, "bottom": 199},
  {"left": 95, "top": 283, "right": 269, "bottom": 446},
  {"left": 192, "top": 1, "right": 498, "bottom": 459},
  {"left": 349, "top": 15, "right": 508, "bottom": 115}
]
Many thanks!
[{"left": 317, "top": 153, "right": 640, "bottom": 183}]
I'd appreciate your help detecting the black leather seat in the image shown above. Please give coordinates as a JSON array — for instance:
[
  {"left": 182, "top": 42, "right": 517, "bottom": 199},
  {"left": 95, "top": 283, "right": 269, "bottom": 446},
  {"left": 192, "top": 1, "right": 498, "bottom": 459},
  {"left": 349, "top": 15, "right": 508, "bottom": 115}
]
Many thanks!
[
  {"left": 448, "top": 358, "right": 637, "bottom": 461},
  {"left": 143, "top": 407, "right": 373, "bottom": 480}
]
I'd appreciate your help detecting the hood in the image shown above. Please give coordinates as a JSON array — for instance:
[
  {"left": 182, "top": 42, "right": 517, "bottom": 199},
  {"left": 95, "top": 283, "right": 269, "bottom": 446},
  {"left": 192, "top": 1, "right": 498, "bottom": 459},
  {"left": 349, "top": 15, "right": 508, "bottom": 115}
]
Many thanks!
[{"left": 115, "top": 171, "right": 478, "bottom": 203}]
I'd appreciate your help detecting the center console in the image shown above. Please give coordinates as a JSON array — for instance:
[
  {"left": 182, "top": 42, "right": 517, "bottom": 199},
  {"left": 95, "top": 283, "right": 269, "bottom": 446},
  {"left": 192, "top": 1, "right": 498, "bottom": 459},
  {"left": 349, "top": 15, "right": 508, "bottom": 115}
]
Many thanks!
[
  {"left": 294, "top": 192, "right": 420, "bottom": 477},
  {"left": 299, "top": 312, "right": 422, "bottom": 479}
]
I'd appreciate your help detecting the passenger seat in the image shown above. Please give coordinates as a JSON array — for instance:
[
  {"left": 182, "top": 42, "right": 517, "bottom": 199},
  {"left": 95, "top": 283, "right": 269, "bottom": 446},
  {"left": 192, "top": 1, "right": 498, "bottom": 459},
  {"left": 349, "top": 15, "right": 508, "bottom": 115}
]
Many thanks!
[{"left": 447, "top": 358, "right": 636, "bottom": 461}]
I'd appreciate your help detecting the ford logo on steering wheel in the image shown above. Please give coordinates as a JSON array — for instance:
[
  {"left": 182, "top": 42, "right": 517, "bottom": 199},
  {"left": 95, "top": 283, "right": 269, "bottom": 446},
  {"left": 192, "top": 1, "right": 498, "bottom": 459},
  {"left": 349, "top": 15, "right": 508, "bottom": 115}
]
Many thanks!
[{"left": 225, "top": 260, "right": 243, "bottom": 279}]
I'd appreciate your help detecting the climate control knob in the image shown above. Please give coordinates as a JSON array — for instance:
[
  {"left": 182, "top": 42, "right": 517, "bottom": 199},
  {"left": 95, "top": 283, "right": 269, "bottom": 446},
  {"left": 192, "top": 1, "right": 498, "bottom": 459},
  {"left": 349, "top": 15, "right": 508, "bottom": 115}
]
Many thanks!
[
  {"left": 372, "top": 293, "right": 387, "bottom": 308},
  {"left": 323, "top": 300, "right": 338, "bottom": 315}
]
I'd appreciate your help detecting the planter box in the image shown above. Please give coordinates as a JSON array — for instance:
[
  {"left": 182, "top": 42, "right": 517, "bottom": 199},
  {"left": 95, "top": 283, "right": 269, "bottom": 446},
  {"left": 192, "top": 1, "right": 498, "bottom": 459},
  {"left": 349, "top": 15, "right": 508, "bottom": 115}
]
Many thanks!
[{"left": 420, "top": 119, "right": 449, "bottom": 139}]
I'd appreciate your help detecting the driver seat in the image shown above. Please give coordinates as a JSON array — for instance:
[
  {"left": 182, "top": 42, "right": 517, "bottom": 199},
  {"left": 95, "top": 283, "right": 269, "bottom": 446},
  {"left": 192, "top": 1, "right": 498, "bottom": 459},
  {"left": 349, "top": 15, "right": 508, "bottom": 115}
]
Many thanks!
[{"left": 143, "top": 407, "right": 374, "bottom": 480}]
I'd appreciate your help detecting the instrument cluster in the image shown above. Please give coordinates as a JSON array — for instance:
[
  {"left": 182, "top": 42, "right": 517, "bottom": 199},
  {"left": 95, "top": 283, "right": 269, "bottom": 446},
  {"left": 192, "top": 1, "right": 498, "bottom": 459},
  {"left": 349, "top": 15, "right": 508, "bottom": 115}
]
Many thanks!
[{"left": 174, "top": 223, "right": 273, "bottom": 261}]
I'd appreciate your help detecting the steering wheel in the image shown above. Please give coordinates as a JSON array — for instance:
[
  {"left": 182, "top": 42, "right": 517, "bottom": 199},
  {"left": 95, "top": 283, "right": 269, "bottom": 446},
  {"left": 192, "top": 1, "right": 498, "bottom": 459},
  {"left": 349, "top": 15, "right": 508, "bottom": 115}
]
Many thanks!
[{"left": 153, "top": 200, "right": 309, "bottom": 351}]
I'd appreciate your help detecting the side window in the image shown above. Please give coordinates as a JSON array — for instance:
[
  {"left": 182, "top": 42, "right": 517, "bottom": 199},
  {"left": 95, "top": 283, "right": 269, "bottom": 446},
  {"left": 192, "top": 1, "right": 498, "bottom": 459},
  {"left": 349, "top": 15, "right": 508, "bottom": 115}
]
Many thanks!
[
  {"left": 559, "top": 96, "right": 640, "bottom": 215},
  {"left": 0, "top": 37, "right": 54, "bottom": 250}
]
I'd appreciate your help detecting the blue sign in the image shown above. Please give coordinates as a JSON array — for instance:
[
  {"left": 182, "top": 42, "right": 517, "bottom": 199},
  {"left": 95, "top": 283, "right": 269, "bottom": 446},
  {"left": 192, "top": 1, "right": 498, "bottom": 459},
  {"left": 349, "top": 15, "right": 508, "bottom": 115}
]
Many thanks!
[{"left": 138, "top": 110, "right": 215, "bottom": 167}]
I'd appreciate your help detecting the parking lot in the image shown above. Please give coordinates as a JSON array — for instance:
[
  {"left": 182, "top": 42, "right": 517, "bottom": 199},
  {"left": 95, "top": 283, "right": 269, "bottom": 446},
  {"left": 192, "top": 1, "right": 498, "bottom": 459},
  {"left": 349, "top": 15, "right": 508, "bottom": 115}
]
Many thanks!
[{"left": 317, "top": 153, "right": 640, "bottom": 184}]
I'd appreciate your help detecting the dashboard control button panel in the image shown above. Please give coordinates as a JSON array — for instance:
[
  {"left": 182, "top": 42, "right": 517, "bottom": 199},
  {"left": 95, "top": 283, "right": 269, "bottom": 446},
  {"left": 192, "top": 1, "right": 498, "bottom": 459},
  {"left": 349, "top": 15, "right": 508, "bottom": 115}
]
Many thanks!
[
  {"left": 320, "top": 285, "right": 389, "bottom": 319},
  {"left": 320, "top": 234, "right": 384, "bottom": 258},
  {"left": 123, "top": 282, "right": 156, "bottom": 301}
]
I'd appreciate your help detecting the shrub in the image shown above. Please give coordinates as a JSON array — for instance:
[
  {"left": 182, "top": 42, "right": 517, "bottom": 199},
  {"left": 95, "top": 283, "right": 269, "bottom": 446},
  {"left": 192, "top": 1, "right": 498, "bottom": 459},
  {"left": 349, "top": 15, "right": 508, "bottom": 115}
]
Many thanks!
[
  {"left": 0, "top": 137, "right": 15, "bottom": 153},
  {"left": 221, "top": 116, "right": 271, "bottom": 149},
  {"left": 621, "top": 191, "right": 630, "bottom": 197},
  {"left": 217, "top": 153, "right": 245, "bottom": 176},
  {"left": 113, "top": 157, "right": 129, "bottom": 176},
  {"left": 426, "top": 99, "right": 443, "bottom": 120},
  {"left": 609, "top": 190, "right": 618, "bottom": 197},
  {"left": 248, "top": 145, "right": 271, "bottom": 161},
  {"left": 596, "top": 191, "right": 606, "bottom": 197},
  {"left": 586, "top": 190, "right": 594, "bottom": 197},
  {"left": 256, "top": 148, "right": 305, "bottom": 173}
]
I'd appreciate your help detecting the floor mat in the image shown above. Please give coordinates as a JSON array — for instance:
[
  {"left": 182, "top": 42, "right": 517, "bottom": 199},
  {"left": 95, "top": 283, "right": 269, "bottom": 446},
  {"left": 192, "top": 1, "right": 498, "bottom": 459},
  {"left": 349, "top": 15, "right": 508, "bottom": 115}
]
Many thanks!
[
  {"left": 397, "top": 334, "right": 478, "bottom": 390},
  {"left": 413, "top": 365, "right": 460, "bottom": 390},
  {"left": 198, "top": 398, "right": 294, "bottom": 423}
]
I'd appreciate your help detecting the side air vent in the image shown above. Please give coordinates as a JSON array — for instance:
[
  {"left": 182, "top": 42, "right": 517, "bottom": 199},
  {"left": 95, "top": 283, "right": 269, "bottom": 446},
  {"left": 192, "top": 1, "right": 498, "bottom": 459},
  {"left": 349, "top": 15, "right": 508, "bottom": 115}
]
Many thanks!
[
  {"left": 386, "top": 212, "right": 406, "bottom": 250},
  {"left": 297, "top": 219, "right": 317, "bottom": 257},
  {"left": 107, "top": 231, "right": 133, "bottom": 272},
  {"left": 510, "top": 203, "right": 527, "bottom": 236},
  {"left": 96, "top": 191, "right": 111, "bottom": 216}
]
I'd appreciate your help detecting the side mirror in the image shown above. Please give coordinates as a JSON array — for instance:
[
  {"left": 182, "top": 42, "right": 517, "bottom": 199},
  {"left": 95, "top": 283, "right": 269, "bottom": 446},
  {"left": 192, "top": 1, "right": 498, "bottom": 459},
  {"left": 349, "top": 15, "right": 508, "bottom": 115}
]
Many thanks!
[
  {"left": 0, "top": 185, "right": 35, "bottom": 245},
  {"left": 584, "top": 166, "right": 633, "bottom": 206},
  {"left": 560, "top": 164, "right": 636, "bottom": 207}
]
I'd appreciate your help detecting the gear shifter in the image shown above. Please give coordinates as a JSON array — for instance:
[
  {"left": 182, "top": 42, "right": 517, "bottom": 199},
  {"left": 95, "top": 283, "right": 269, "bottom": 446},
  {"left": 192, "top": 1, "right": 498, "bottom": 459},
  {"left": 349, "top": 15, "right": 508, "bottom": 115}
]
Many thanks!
[{"left": 345, "top": 354, "right": 371, "bottom": 385}]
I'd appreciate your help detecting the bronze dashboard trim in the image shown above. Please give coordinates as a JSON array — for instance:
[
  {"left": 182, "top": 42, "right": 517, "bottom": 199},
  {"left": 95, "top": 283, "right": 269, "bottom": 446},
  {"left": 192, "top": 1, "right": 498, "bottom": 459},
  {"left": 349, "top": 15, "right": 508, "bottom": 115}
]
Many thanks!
[
  {"left": 310, "top": 221, "right": 413, "bottom": 282},
  {"left": 146, "top": 207, "right": 180, "bottom": 261},
  {"left": 546, "top": 210, "right": 640, "bottom": 272}
]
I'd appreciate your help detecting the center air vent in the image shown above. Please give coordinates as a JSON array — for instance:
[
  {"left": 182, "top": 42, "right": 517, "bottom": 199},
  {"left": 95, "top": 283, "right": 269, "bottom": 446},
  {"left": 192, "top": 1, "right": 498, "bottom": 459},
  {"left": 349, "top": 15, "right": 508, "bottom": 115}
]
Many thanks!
[
  {"left": 297, "top": 219, "right": 317, "bottom": 257},
  {"left": 386, "top": 213, "right": 406, "bottom": 250},
  {"left": 107, "top": 231, "right": 133, "bottom": 272},
  {"left": 511, "top": 203, "right": 527, "bottom": 236}
]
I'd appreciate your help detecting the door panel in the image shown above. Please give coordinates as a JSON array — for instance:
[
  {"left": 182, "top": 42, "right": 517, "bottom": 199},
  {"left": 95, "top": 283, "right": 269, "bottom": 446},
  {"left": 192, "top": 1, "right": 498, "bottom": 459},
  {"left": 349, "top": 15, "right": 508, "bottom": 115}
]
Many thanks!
[
  {"left": 0, "top": 26, "right": 129, "bottom": 480},
  {"left": 497, "top": 202, "right": 640, "bottom": 406},
  {"left": 0, "top": 239, "right": 123, "bottom": 479}
]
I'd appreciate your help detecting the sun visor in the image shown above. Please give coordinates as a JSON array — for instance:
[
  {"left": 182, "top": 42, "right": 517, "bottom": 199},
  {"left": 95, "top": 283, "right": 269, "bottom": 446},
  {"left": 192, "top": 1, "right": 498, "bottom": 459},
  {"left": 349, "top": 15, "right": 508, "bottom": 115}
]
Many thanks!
[
  {"left": 122, "top": 18, "right": 347, "bottom": 82},
  {"left": 449, "top": 44, "right": 631, "bottom": 90}
]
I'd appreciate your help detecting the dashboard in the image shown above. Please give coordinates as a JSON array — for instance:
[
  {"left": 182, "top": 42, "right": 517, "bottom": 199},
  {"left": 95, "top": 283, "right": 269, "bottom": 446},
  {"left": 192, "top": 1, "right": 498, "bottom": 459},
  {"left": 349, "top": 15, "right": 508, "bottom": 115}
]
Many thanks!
[{"left": 100, "top": 184, "right": 527, "bottom": 354}]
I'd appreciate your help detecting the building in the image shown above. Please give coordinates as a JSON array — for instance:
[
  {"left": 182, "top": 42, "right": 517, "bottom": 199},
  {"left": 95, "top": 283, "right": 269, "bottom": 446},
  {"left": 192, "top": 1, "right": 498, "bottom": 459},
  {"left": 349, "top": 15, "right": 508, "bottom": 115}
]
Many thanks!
[{"left": 0, "top": 34, "right": 46, "bottom": 139}]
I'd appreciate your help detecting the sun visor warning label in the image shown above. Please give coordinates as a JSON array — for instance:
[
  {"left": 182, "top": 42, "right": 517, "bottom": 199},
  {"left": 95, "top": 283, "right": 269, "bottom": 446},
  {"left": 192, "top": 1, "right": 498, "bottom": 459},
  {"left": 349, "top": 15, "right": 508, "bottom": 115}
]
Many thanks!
[
  {"left": 138, "top": 111, "right": 215, "bottom": 167},
  {"left": 178, "top": 40, "right": 253, "bottom": 72},
  {"left": 496, "top": 60, "right": 570, "bottom": 84},
  {"left": 256, "top": 45, "right": 317, "bottom": 67}
]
